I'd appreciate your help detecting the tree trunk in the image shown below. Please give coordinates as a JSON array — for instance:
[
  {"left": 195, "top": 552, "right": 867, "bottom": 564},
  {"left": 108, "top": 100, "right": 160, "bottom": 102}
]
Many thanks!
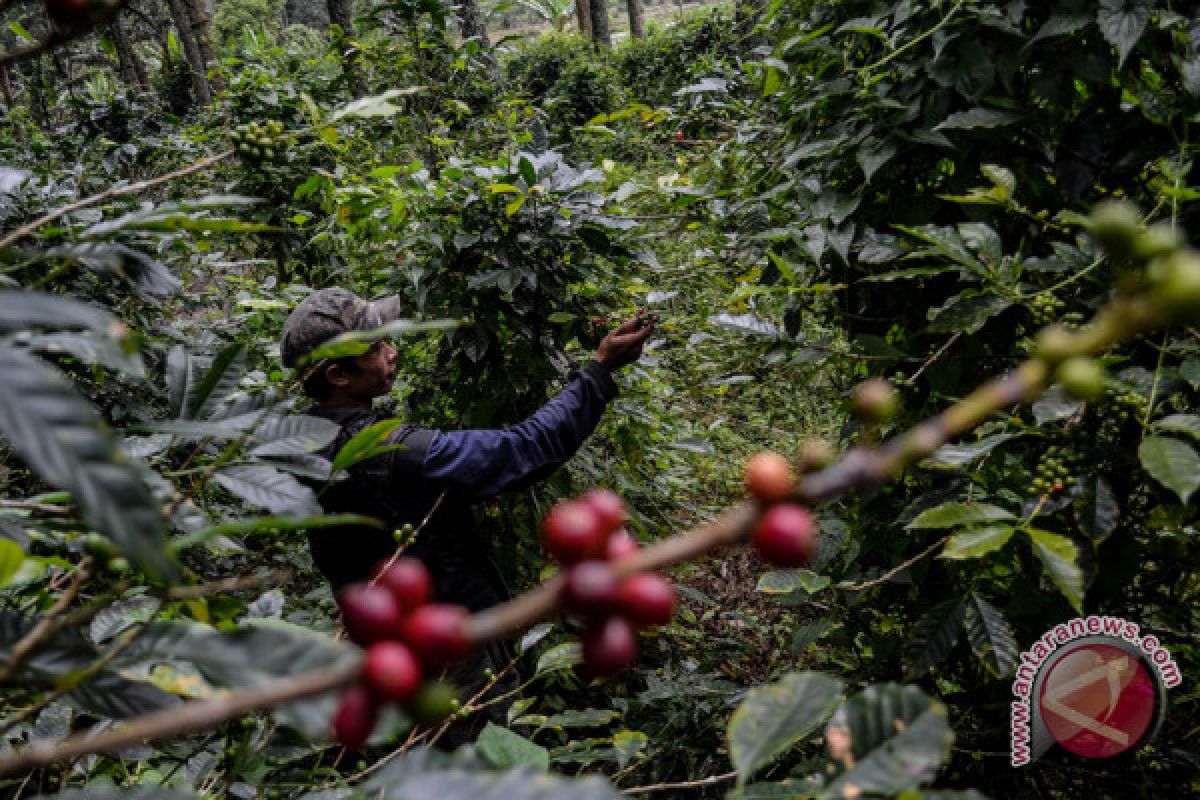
[
  {"left": 326, "top": 0, "right": 367, "bottom": 96},
  {"left": 575, "top": 0, "right": 592, "bottom": 36},
  {"left": 626, "top": 0, "right": 644, "bottom": 39},
  {"left": 183, "top": 0, "right": 222, "bottom": 92},
  {"left": 164, "top": 0, "right": 212, "bottom": 105},
  {"left": 456, "top": 0, "right": 498, "bottom": 78},
  {"left": 624, "top": 0, "right": 643, "bottom": 38},
  {"left": 0, "top": 65, "right": 13, "bottom": 112},
  {"left": 588, "top": 0, "right": 609, "bottom": 48},
  {"left": 109, "top": 15, "right": 149, "bottom": 90}
]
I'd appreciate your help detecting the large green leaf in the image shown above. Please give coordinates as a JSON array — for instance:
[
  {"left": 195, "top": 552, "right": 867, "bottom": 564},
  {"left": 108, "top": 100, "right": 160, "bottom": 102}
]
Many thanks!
[
  {"left": 331, "top": 419, "right": 409, "bottom": 472},
  {"left": 477, "top": 722, "right": 550, "bottom": 771},
  {"left": 185, "top": 341, "right": 249, "bottom": 420},
  {"left": 0, "top": 611, "right": 181, "bottom": 720},
  {"left": 820, "top": 684, "right": 954, "bottom": 799},
  {"left": 939, "top": 525, "right": 1014, "bottom": 559},
  {"left": 213, "top": 465, "right": 321, "bottom": 517},
  {"left": 250, "top": 414, "right": 340, "bottom": 457},
  {"left": 1139, "top": 436, "right": 1200, "bottom": 502},
  {"left": 0, "top": 291, "right": 117, "bottom": 334},
  {"left": 756, "top": 569, "right": 830, "bottom": 594},
  {"left": 1097, "top": 0, "right": 1151, "bottom": 67},
  {"left": 906, "top": 599, "right": 965, "bottom": 677},
  {"left": 0, "top": 349, "right": 177, "bottom": 582},
  {"left": 922, "top": 433, "right": 1017, "bottom": 470},
  {"left": 23, "top": 331, "right": 146, "bottom": 378},
  {"left": 362, "top": 749, "right": 622, "bottom": 800},
  {"left": 113, "top": 618, "right": 356, "bottom": 736},
  {"left": 906, "top": 503, "right": 1015, "bottom": 530},
  {"left": 0, "top": 539, "right": 25, "bottom": 586},
  {"left": 963, "top": 594, "right": 1017, "bottom": 678},
  {"left": 1026, "top": 529, "right": 1083, "bottom": 611},
  {"left": 1073, "top": 477, "right": 1119, "bottom": 543},
  {"left": 728, "top": 671, "right": 844, "bottom": 781}
]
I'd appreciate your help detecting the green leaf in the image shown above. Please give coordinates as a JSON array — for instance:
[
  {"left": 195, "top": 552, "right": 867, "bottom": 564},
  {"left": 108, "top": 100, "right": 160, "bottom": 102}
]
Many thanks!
[
  {"left": 535, "top": 642, "right": 581, "bottom": 676},
  {"left": 363, "top": 750, "right": 623, "bottom": 799},
  {"left": 820, "top": 684, "right": 954, "bottom": 799},
  {"left": 538, "top": 709, "right": 619, "bottom": 730},
  {"left": 172, "top": 513, "right": 381, "bottom": 551},
  {"left": 922, "top": 433, "right": 1017, "bottom": 469},
  {"left": 0, "top": 291, "right": 118, "bottom": 335},
  {"left": 1074, "top": 477, "right": 1119, "bottom": 543},
  {"left": 301, "top": 318, "right": 464, "bottom": 363},
  {"left": 184, "top": 342, "right": 248, "bottom": 420},
  {"left": 933, "top": 108, "right": 1020, "bottom": 131},
  {"left": 963, "top": 594, "right": 1017, "bottom": 678},
  {"left": 1138, "top": 436, "right": 1200, "bottom": 503},
  {"left": 23, "top": 331, "right": 145, "bottom": 379},
  {"left": 1026, "top": 529, "right": 1084, "bottom": 611},
  {"left": 331, "top": 419, "right": 407, "bottom": 472},
  {"left": 30, "top": 786, "right": 197, "bottom": 799},
  {"left": 485, "top": 183, "right": 523, "bottom": 194},
  {"left": 329, "top": 86, "right": 426, "bottom": 120},
  {"left": 612, "top": 730, "right": 647, "bottom": 769},
  {"left": 0, "top": 350, "right": 177, "bottom": 583},
  {"left": 250, "top": 414, "right": 340, "bottom": 457},
  {"left": 906, "top": 502, "right": 1015, "bottom": 530},
  {"left": 506, "top": 196, "right": 526, "bottom": 217},
  {"left": 477, "top": 722, "right": 550, "bottom": 771},
  {"left": 939, "top": 525, "right": 1014, "bottom": 559},
  {"left": 906, "top": 599, "right": 965, "bottom": 677},
  {"left": 1097, "top": 0, "right": 1151, "bottom": 68},
  {"left": 518, "top": 156, "right": 538, "bottom": 186},
  {"left": 756, "top": 569, "right": 830, "bottom": 594},
  {"left": 212, "top": 465, "right": 321, "bottom": 517},
  {"left": 926, "top": 292, "right": 1011, "bottom": 334},
  {"left": 728, "top": 671, "right": 844, "bottom": 781},
  {"left": 1154, "top": 414, "right": 1200, "bottom": 441},
  {"left": 0, "top": 540, "right": 24, "bottom": 586}
]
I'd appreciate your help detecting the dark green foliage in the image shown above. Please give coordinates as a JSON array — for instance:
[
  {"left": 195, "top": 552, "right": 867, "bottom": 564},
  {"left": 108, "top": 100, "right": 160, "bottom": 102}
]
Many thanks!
[
  {"left": 613, "top": 8, "right": 740, "bottom": 106},
  {"left": 503, "top": 34, "right": 623, "bottom": 131}
]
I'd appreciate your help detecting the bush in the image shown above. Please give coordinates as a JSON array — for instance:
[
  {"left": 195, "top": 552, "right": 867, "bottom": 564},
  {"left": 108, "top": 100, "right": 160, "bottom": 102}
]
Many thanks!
[
  {"left": 614, "top": 7, "right": 741, "bottom": 106},
  {"left": 503, "top": 34, "right": 623, "bottom": 131}
]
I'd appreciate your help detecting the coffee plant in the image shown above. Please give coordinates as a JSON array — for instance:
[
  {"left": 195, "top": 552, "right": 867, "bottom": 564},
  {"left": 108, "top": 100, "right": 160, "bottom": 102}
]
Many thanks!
[{"left": 0, "top": 0, "right": 1198, "bottom": 798}]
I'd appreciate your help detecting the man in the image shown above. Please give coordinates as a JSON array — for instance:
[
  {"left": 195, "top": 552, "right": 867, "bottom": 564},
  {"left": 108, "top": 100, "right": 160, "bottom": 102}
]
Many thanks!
[{"left": 279, "top": 288, "right": 653, "bottom": 735}]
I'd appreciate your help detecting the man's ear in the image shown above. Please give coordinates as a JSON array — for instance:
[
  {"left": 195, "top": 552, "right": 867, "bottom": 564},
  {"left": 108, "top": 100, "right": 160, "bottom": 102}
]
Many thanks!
[{"left": 324, "top": 361, "right": 351, "bottom": 388}]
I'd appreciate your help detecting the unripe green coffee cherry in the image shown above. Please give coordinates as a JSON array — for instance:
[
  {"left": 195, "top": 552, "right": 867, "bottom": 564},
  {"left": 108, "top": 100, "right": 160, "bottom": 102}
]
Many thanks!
[
  {"left": 1056, "top": 357, "right": 1107, "bottom": 401},
  {"left": 1088, "top": 200, "right": 1142, "bottom": 261},
  {"left": 407, "top": 680, "right": 460, "bottom": 727},
  {"left": 1156, "top": 251, "right": 1200, "bottom": 317},
  {"left": 851, "top": 378, "right": 900, "bottom": 423},
  {"left": 1035, "top": 325, "right": 1075, "bottom": 364},
  {"left": 1133, "top": 223, "right": 1183, "bottom": 263}
]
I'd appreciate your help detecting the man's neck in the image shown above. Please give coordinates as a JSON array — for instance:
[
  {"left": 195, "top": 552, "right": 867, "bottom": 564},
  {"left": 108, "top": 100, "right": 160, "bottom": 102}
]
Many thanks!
[{"left": 321, "top": 390, "right": 373, "bottom": 410}]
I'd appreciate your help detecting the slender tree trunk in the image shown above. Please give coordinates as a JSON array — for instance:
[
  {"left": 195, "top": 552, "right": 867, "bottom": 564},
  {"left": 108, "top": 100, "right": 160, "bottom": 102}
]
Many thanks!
[
  {"left": 109, "top": 15, "right": 149, "bottom": 90},
  {"left": 456, "top": 0, "right": 498, "bottom": 78},
  {"left": 326, "top": 0, "right": 367, "bottom": 96},
  {"left": 575, "top": 0, "right": 592, "bottom": 36},
  {"left": 626, "top": 0, "right": 644, "bottom": 39},
  {"left": 588, "top": 0, "right": 610, "bottom": 48},
  {"left": 183, "top": 0, "right": 222, "bottom": 92},
  {"left": 29, "top": 60, "right": 47, "bottom": 128},
  {"left": 164, "top": 0, "right": 212, "bottom": 105},
  {"left": 0, "top": 65, "right": 14, "bottom": 111}
]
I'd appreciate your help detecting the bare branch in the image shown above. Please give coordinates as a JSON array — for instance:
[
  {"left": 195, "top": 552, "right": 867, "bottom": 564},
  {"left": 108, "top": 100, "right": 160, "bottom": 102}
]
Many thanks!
[{"left": 0, "top": 558, "right": 93, "bottom": 684}]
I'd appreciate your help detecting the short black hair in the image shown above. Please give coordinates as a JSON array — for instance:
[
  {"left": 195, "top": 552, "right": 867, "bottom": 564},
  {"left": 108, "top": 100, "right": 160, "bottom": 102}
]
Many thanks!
[{"left": 300, "top": 356, "right": 361, "bottom": 401}]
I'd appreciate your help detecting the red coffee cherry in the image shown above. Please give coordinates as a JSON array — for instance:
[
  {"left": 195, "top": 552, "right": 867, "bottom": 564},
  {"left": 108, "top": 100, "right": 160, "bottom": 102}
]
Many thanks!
[
  {"left": 605, "top": 530, "right": 640, "bottom": 561},
  {"left": 542, "top": 501, "right": 606, "bottom": 564},
  {"left": 744, "top": 451, "right": 794, "bottom": 504},
  {"left": 373, "top": 557, "right": 432, "bottom": 613},
  {"left": 581, "top": 488, "right": 627, "bottom": 535},
  {"left": 363, "top": 641, "right": 423, "bottom": 704},
  {"left": 332, "top": 684, "right": 378, "bottom": 750},
  {"left": 562, "top": 561, "right": 619, "bottom": 617},
  {"left": 338, "top": 584, "right": 402, "bottom": 646},
  {"left": 753, "top": 504, "right": 819, "bottom": 567},
  {"left": 617, "top": 573, "right": 676, "bottom": 627},
  {"left": 401, "top": 604, "right": 471, "bottom": 668},
  {"left": 580, "top": 616, "right": 638, "bottom": 677}
]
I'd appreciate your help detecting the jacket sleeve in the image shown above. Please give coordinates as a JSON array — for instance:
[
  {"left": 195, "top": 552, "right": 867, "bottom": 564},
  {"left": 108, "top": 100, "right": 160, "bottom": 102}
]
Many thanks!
[{"left": 420, "top": 360, "right": 619, "bottom": 500}]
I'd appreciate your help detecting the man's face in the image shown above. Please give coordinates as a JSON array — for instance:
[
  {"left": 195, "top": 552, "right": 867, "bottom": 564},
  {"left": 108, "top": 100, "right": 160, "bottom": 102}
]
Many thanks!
[{"left": 335, "top": 340, "right": 398, "bottom": 400}]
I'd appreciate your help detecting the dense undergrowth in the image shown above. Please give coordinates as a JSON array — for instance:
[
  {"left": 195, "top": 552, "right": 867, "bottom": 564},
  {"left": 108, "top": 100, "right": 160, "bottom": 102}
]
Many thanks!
[{"left": 1, "top": 0, "right": 1199, "bottom": 798}]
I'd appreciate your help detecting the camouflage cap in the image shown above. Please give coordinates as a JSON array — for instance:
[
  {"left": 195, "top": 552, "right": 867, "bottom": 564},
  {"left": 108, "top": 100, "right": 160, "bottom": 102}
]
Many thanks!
[{"left": 280, "top": 288, "right": 404, "bottom": 368}]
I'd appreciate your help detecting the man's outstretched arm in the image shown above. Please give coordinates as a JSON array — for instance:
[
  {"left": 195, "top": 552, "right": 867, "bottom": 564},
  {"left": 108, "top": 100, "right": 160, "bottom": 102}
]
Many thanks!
[{"left": 419, "top": 312, "right": 656, "bottom": 499}]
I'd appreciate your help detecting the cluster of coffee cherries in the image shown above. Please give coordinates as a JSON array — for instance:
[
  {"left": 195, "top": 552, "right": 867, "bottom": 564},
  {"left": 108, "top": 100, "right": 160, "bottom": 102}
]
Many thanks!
[
  {"left": 744, "top": 451, "right": 820, "bottom": 567},
  {"left": 1032, "top": 446, "right": 1076, "bottom": 495},
  {"left": 1029, "top": 293, "right": 1063, "bottom": 325},
  {"left": 331, "top": 557, "right": 470, "bottom": 749},
  {"left": 230, "top": 120, "right": 290, "bottom": 166},
  {"left": 542, "top": 490, "right": 677, "bottom": 677}
]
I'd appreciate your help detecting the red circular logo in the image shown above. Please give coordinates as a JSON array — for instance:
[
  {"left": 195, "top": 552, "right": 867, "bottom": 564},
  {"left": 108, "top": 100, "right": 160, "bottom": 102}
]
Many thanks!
[{"left": 1038, "top": 643, "right": 1157, "bottom": 758}]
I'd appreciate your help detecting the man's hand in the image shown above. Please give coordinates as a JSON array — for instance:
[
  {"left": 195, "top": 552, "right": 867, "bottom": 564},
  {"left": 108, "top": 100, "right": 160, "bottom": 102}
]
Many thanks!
[{"left": 595, "top": 310, "right": 657, "bottom": 370}]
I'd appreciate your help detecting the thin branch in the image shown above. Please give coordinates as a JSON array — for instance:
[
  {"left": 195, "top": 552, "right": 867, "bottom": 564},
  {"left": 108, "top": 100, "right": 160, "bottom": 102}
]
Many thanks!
[
  {"left": 0, "top": 662, "right": 361, "bottom": 776},
  {"left": 0, "top": 150, "right": 235, "bottom": 250},
  {"left": 0, "top": 499, "right": 72, "bottom": 514},
  {"left": 0, "top": 558, "right": 93, "bottom": 684},
  {"left": 622, "top": 770, "right": 738, "bottom": 795},
  {"left": 840, "top": 535, "right": 950, "bottom": 592},
  {"left": 164, "top": 569, "right": 290, "bottom": 601},
  {"left": 906, "top": 332, "right": 962, "bottom": 385}
]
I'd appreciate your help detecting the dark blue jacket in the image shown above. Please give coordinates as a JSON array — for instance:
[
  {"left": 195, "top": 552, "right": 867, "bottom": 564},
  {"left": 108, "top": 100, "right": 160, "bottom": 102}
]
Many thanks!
[{"left": 302, "top": 360, "right": 618, "bottom": 606}]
